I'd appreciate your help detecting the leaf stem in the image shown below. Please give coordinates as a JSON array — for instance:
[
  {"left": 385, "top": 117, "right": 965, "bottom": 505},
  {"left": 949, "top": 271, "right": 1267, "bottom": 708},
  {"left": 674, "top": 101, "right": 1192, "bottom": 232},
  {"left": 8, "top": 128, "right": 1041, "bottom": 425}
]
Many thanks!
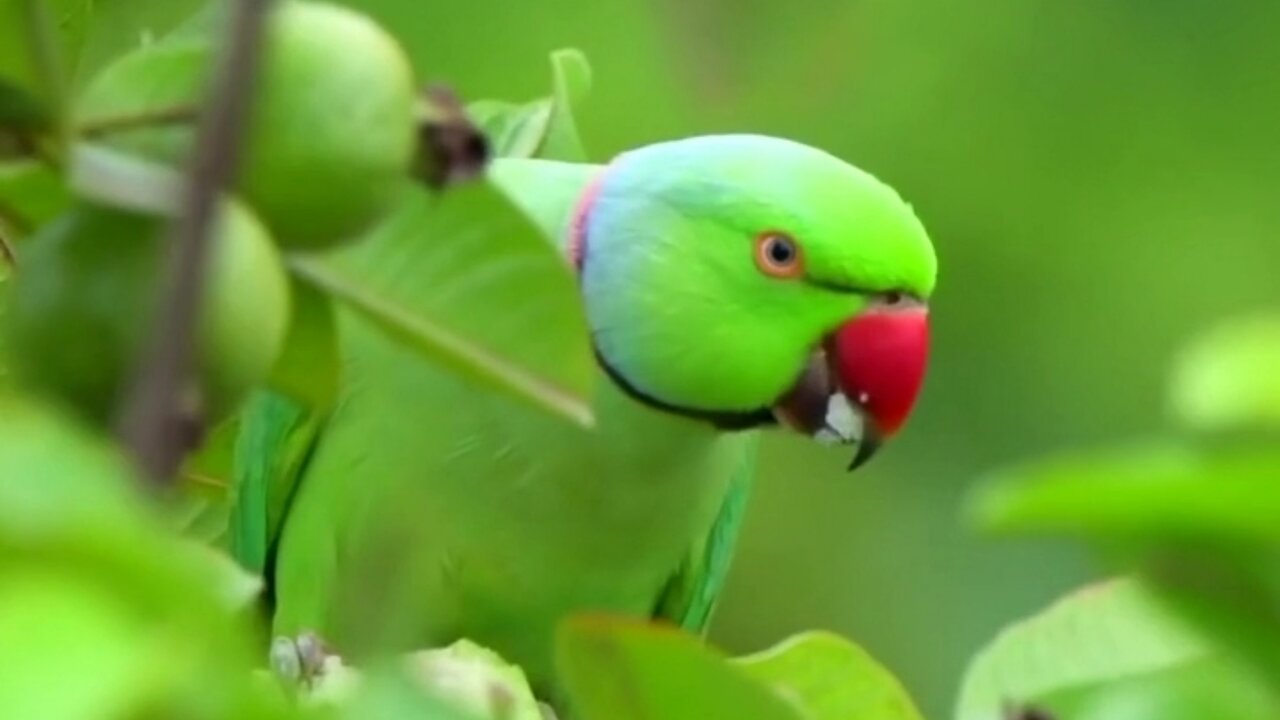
[
  {"left": 117, "top": 0, "right": 275, "bottom": 486},
  {"left": 24, "top": 0, "right": 67, "bottom": 139},
  {"left": 0, "top": 219, "right": 17, "bottom": 269},
  {"left": 77, "top": 105, "right": 202, "bottom": 138}
]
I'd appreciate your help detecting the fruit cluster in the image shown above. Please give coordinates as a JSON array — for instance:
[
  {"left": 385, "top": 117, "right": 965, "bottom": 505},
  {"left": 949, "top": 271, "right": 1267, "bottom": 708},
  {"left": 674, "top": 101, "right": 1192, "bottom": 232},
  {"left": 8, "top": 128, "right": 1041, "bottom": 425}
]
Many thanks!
[{"left": 4, "top": 0, "right": 421, "bottom": 429}]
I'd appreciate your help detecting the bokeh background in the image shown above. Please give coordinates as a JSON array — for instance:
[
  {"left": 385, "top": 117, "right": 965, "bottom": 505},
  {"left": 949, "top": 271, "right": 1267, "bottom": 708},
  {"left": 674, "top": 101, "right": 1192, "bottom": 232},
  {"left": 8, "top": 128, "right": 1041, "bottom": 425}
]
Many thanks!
[
  {"left": 83, "top": 1, "right": 1280, "bottom": 715},
  {"left": 352, "top": 1, "right": 1280, "bottom": 715}
]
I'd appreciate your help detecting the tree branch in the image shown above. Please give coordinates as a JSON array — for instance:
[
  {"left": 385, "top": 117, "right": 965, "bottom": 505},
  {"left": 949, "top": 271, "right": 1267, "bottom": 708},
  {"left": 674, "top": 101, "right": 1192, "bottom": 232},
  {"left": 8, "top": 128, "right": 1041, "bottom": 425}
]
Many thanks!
[{"left": 117, "top": 0, "right": 275, "bottom": 486}]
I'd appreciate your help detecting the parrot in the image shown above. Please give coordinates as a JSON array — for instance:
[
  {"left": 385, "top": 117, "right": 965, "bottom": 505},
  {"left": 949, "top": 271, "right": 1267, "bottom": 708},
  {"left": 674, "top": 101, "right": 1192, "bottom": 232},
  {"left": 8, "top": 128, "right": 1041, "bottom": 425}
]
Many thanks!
[{"left": 229, "top": 133, "right": 937, "bottom": 703}]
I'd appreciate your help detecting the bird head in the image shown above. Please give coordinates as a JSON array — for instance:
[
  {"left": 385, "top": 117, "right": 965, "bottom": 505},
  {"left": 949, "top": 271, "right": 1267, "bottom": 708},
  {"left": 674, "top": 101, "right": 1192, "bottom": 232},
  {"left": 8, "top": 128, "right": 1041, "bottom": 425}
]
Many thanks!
[{"left": 573, "top": 135, "right": 936, "bottom": 469}]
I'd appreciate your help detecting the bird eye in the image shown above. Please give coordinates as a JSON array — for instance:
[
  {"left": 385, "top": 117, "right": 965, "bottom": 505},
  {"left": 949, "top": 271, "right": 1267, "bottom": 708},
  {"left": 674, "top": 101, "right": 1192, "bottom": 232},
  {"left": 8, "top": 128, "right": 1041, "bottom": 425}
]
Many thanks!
[
  {"left": 754, "top": 232, "right": 804, "bottom": 278},
  {"left": 884, "top": 291, "right": 905, "bottom": 306}
]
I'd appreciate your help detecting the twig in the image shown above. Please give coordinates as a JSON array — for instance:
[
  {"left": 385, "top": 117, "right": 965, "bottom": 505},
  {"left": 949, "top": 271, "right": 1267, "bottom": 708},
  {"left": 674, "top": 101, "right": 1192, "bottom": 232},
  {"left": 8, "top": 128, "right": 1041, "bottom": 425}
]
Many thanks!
[
  {"left": 117, "top": 0, "right": 275, "bottom": 486},
  {"left": 77, "top": 105, "right": 201, "bottom": 139},
  {"left": 25, "top": 0, "right": 67, "bottom": 131},
  {"left": 0, "top": 220, "right": 17, "bottom": 270},
  {"left": 0, "top": 164, "right": 30, "bottom": 272},
  {"left": 0, "top": 128, "right": 62, "bottom": 170}
]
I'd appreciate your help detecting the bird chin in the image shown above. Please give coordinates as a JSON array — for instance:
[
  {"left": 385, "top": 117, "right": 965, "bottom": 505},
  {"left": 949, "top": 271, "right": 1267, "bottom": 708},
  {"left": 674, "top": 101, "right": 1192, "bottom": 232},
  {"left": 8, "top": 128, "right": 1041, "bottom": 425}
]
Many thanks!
[{"left": 770, "top": 349, "right": 865, "bottom": 447}]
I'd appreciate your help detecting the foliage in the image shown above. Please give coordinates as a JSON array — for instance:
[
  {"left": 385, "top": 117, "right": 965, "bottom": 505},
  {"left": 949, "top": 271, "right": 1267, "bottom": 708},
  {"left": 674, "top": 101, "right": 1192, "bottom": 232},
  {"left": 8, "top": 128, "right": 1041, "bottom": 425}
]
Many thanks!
[
  {"left": 735, "top": 631, "right": 925, "bottom": 720},
  {"left": 0, "top": 396, "right": 275, "bottom": 720},
  {"left": 954, "top": 578, "right": 1208, "bottom": 720},
  {"left": 1168, "top": 314, "right": 1280, "bottom": 433},
  {"left": 0, "top": 1, "right": 927, "bottom": 719},
  {"left": 960, "top": 308, "right": 1280, "bottom": 719},
  {"left": 3, "top": 0, "right": 1277, "bottom": 718}
]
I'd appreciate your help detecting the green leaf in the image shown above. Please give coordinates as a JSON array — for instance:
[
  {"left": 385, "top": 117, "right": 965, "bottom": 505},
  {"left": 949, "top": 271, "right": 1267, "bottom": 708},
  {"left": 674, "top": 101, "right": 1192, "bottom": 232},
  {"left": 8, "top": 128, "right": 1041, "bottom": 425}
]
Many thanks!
[
  {"left": 0, "top": 0, "right": 94, "bottom": 138},
  {"left": 71, "top": 36, "right": 205, "bottom": 155},
  {"left": 966, "top": 441, "right": 1280, "bottom": 694},
  {"left": 467, "top": 98, "right": 552, "bottom": 159},
  {"left": 171, "top": 414, "right": 240, "bottom": 545},
  {"left": 0, "top": 567, "right": 156, "bottom": 720},
  {"left": 1035, "top": 657, "right": 1280, "bottom": 720},
  {"left": 955, "top": 577, "right": 1209, "bottom": 720},
  {"left": 70, "top": 0, "right": 207, "bottom": 89},
  {"left": 0, "top": 0, "right": 65, "bottom": 129},
  {"left": 169, "top": 483, "right": 230, "bottom": 546},
  {"left": 161, "top": 0, "right": 231, "bottom": 45},
  {"left": 466, "top": 48, "right": 591, "bottom": 161},
  {"left": 172, "top": 540, "right": 263, "bottom": 611},
  {"left": 291, "top": 180, "right": 594, "bottom": 428},
  {"left": 0, "top": 400, "right": 179, "bottom": 720},
  {"left": 402, "top": 640, "right": 544, "bottom": 720},
  {"left": 334, "top": 660, "right": 481, "bottom": 720},
  {"left": 0, "top": 396, "right": 288, "bottom": 719},
  {"left": 556, "top": 616, "right": 806, "bottom": 720},
  {"left": 0, "top": 158, "right": 72, "bottom": 234},
  {"left": 0, "top": 394, "right": 212, "bottom": 605},
  {"left": 265, "top": 274, "right": 340, "bottom": 412},
  {"left": 0, "top": 81, "right": 49, "bottom": 135},
  {"left": 0, "top": 395, "right": 150, "bottom": 547},
  {"left": 0, "top": 557, "right": 284, "bottom": 720},
  {"left": 966, "top": 443, "right": 1280, "bottom": 546},
  {"left": 1139, "top": 550, "right": 1280, "bottom": 693},
  {"left": 1169, "top": 312, "right": 1280, "bottom": 432},
  {"left": 539, "top": 48, "right": 592, "bottom": 161},
  {"left": 47, "top": 0, "right": 93, "bottom": 70},
  {"left": 735, "top": 631, "right": 924, "bottom": 720}
]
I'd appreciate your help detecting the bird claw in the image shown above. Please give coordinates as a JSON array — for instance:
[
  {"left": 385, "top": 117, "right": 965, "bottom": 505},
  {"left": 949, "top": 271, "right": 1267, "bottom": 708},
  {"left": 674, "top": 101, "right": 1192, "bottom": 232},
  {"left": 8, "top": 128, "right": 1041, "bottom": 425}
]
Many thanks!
[
  {"left": 266, "top": 633, "right": 554, "bottom": 719},
  {"left": 267, "top": 630, "right": 358, "bottom": 705},
  {"left": 268, "top": 636, "right": 304, "bottom": 686}
]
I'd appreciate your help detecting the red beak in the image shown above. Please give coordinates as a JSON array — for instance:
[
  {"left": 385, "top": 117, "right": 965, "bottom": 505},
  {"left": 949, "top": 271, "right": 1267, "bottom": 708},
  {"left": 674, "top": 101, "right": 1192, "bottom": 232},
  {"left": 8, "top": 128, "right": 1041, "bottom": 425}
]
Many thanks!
[{"left": 828, "top": 305, "right": 930, "bottom": 466}]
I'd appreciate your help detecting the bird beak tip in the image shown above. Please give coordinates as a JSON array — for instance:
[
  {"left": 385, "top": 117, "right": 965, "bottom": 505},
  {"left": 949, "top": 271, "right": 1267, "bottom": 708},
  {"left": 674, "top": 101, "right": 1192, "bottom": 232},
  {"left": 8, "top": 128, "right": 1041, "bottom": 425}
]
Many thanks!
[{"left": 846, "top": 432, "right": 882, "bottom": 472}]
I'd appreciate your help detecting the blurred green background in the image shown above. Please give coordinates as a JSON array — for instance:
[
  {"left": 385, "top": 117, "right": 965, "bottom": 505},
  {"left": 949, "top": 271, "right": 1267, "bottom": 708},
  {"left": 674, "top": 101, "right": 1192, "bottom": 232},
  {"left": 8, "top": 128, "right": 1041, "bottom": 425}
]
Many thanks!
[
  {"left": 352, "top": 1, "right": 1280, "bottom": 716},
  {"left": 78, "top": 0, "right": 1280, "bottom": 715}
]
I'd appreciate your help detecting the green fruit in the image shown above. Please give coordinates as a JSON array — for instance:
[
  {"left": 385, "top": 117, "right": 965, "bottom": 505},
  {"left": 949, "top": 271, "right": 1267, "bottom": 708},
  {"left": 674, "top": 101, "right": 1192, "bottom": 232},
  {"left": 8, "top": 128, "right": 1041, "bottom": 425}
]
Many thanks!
[
  {"left": 6, "top": 200, "right": 290, "bottom": 426},
  {"left": 76, "top": 0, "right": 418, "bottom": 249},
  {"left": 242, "top": 1, "right": 418, "bottom": 247}
]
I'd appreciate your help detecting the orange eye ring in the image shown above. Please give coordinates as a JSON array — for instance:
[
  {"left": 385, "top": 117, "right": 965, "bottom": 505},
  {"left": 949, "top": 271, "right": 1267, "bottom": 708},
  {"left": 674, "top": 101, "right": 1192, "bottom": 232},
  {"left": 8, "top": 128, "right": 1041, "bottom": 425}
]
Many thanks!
[{"left": 754, "top": 232, "right": 804, "bottom": 278}]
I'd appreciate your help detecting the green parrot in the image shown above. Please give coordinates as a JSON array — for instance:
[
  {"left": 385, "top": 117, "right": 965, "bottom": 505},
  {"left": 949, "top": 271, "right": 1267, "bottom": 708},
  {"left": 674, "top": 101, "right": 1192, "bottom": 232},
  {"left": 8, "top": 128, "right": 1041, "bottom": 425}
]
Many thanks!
[{"left": 231, "top": 134, "right": 937, "bottom": 700}]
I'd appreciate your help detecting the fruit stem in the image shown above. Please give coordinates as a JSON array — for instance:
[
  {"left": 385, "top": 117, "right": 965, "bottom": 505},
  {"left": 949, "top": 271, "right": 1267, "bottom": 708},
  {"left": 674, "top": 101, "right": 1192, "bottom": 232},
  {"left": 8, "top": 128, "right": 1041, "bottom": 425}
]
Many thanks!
[
  {"left": 77, "top": 105, "right": 202, "bottom": 139},
  {"left": 117, "top": 0, "right": 276, "bottom": 487},
  {"left": 412, "top": 85, "right": 490, "bottom": 189},
  {"left": 25, "top": 0, "right": 72, "bottom": 158}
]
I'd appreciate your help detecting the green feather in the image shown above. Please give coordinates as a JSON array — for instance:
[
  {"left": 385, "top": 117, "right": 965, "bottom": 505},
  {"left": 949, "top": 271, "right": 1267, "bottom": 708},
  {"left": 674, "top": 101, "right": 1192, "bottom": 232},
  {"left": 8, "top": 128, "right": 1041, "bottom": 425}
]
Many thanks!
[
  {"left": 656, "top": 435, "right": 760, "bottom": 633},
  {"left": 228, "top": 134, "right": 936, "bottom": 703},
  {"left": 229, "top": 389, "right": 323, "bottom": 575}
]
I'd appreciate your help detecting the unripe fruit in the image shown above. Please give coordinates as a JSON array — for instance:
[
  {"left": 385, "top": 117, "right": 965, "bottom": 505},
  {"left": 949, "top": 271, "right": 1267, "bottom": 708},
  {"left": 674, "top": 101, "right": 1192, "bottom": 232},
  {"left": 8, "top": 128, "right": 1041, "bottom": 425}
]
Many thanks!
[
  {"left": 76, "top": 1, "right": 418, "bottom": 249},
  {"left": 5, "top": 200, "right": 290, "bottom": 426}
]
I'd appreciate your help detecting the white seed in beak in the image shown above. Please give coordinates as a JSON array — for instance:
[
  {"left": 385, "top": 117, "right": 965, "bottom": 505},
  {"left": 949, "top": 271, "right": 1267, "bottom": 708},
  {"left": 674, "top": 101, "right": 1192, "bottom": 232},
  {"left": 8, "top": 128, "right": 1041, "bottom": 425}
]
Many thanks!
[{"left": 812, "top": 393, "right": 863, "bottom": 446}]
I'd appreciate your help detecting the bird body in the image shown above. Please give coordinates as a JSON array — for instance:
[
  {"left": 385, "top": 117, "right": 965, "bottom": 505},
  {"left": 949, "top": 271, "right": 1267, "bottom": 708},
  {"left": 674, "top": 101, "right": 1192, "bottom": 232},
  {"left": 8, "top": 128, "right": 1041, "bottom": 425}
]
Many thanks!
[{"left": 232, "top": 135, "right": 937, "bottom": 698}]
